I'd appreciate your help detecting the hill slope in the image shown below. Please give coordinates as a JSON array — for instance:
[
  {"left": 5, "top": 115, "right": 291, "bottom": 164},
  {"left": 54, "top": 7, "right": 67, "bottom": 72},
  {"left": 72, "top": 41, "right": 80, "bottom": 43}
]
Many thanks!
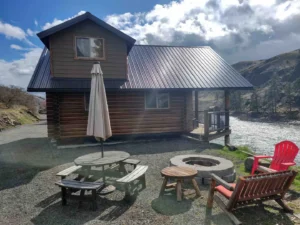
[
  {"left": 231, "top": 49, "right": 300, "bottom": 118},
  {"left": 232, "top": 49, "right": 300, "bottom": 87}
]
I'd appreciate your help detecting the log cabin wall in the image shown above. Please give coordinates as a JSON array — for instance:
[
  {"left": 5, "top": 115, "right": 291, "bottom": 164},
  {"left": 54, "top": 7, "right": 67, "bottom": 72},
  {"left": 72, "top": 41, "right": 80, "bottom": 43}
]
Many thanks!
[{"left": 46, "top": 90, "right": 192, "bottom": 139}]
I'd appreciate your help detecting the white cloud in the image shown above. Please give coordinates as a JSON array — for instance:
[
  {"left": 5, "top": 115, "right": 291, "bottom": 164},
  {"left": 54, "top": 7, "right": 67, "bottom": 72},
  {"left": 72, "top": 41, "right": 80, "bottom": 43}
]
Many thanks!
[
  {"left": 104, "top": 0, "right": 300, "bottom": 63},
  {"left": 34, "top": 19, "right": 38, "bottom": 26},
  {"left": 42, "top": 11, "right": 86, "bottom": 30},
  {"left": 27, "top": 28, "right": 35, "bottom": 36},
  {"left": 0, "top": 48, "right": 43, "bottom": 89},
  {"left": 275, "top": 0, "right": 300, "bottom": 21},
  {"left": 227, "top": 33, "right": 300, "bottom": 63},
  {"left": 10, "top": 44, "right": 33, "bottom": 51},
  {"left": 10, "top": 44, "right": 23, "bottom": 50},
  {"left": 0, "top": 21, "right": 27, "bottom": 40},
  {"left": 0, "top": 20, "right": 36, "bottom": 47}
]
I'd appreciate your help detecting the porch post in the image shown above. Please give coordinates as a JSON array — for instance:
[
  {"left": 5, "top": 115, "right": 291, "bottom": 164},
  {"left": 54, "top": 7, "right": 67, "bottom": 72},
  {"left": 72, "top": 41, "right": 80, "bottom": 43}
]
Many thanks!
[
  {"left": 224, "top": 90, "right": 230, "bottom": 145},
  {"left": 194, "top": 90, "right": 199, "bottom": 122}
]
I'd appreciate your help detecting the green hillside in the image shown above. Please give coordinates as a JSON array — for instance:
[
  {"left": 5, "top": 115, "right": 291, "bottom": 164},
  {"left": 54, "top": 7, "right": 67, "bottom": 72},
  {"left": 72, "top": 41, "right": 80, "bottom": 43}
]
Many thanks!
[{"left": 231, "top": 49, "right": 300, "bottom": 119}]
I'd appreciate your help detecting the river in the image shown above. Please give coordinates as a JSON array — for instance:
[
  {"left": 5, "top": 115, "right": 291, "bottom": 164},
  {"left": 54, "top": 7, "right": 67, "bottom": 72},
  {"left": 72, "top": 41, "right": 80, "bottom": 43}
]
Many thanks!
[{"left": 212, "top": 116, "right": 300, "bottom": 164}]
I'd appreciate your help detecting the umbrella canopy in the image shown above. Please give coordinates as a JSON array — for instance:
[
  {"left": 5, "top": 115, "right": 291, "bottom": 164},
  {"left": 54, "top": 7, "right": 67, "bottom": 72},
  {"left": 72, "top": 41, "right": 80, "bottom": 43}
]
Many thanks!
[{"left": 87, "top": 62, "right": 112, "bottom": 149}]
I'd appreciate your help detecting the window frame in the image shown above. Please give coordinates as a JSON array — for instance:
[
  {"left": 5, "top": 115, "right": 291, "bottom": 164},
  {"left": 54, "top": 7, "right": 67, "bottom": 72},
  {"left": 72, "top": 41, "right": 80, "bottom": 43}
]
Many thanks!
[
  {"left": 74, "top": 36, "right": 105, "bottom": 60},
  {"left": 144, "top": 91, "right": 170, "bottom": 110}
]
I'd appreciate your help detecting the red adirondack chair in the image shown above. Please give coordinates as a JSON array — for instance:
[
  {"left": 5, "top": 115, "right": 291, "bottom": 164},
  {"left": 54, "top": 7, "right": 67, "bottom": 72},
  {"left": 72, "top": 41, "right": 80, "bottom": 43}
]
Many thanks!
[{"left": 251, "top": 140, "right": 299, "bottom": 175}]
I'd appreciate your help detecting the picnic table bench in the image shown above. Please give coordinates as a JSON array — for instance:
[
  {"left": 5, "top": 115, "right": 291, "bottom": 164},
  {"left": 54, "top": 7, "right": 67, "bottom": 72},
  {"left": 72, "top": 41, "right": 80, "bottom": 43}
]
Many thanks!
[
  {"left": 55, "top": 180, "right": 104, "bottom": 210},
  {"left": 56, "top": 165, "right": 82, "bottom": 179},
  {"left": 55, "top": 155, "right": 147, "bottom": 209},
  {"left": 117, "top": 165, "right": 148, "bottom": 200}
]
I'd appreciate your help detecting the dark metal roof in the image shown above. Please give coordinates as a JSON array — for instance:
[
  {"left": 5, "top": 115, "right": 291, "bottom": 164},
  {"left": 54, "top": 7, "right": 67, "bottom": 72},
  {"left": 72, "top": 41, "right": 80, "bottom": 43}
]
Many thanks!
[
  {"left": 37, "top": 12, "right": 136, "bottom": 53},
  {"left": 27, "top": 46, "right": 253, "bottom": 92}
]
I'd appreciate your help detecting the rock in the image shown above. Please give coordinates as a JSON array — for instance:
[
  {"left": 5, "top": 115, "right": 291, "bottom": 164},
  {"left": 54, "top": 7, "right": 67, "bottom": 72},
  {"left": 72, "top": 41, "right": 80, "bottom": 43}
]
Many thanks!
[
  {"left": 3, "top": 117, "right": 15, "bottom": 126},
  {"left": 244, "top": 157, "right": 271, "bottom": 172},
  {"left": 13, "top": 121, "right": 21, "bottom": 126},
  {"left": 226, "top": 144, "right": 237, "bottom": 151}
]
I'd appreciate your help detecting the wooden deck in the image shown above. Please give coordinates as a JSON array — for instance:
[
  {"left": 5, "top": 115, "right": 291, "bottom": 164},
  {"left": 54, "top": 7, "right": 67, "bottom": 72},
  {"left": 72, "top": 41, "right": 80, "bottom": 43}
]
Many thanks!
[{"left": 190, "top": 123, "right": 231, "bottom": 142}]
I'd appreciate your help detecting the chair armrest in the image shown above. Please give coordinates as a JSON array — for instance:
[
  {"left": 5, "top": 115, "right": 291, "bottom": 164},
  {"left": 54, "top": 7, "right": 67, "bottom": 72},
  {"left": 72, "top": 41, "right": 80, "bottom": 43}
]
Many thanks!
[
  {"left": 210, "top": 173, "right": 234, "bottom": 191},
  {"left": 257, "top": 165, "right": 277, "bottom": 173},
  {"left": 281, "top": 162, "right": 296, "bottom": 167},
  {"left": 254, "top": 155, "right": 273, "bottom": 159}
]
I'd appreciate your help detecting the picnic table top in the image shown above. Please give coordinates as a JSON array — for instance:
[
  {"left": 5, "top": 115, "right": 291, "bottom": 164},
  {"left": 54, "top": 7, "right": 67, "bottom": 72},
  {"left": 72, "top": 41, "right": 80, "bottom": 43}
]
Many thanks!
[
  {"left": 74, "top": 151, "right": 130, "bottom": 167},
  {"left": 161, "top": 166, "right": 197, "bottom": 179}
]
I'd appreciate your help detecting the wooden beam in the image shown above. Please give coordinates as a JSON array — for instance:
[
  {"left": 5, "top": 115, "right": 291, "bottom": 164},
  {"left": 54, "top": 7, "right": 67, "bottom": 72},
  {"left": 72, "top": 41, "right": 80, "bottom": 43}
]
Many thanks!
[
  {"left": 203, "top": 110, "right": 209, "bottom": 141},
  {"left": 224, "top": 90, "right": 230, "bottom": 145},
  {"left": 194, "top": 90, "right": 199, "bottom": 122}
]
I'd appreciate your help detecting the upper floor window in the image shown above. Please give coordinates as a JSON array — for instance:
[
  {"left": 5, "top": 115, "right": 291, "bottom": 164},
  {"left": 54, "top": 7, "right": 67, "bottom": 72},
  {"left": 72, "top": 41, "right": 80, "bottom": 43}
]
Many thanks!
[
  {"left": 145, "top": 92, "right": 169, "bottom": 109},
  {"left": 75, "top": 37, "right": 105, "bottom": 60}
]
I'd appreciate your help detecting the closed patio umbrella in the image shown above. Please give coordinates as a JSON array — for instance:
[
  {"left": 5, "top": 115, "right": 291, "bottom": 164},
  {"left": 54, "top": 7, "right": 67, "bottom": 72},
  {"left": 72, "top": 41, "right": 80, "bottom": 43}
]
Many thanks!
[{"left": 87, "top": 62, "right": 112, "bottom": 157}]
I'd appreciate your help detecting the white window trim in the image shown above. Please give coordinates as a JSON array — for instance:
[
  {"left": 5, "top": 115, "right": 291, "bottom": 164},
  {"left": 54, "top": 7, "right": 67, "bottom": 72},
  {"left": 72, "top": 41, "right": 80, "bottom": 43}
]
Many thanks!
[
  {"left": 144, "top": 92, "right": 170, "bottom": 109},
  {"left": 74, "top": 36, "right": 105, "bottom": 60}
]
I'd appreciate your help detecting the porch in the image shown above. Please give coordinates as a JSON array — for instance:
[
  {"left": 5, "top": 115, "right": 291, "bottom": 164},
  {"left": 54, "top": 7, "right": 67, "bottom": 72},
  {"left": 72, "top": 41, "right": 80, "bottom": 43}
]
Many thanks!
[{"left": 190, "top": 90, "right": 231, "bottom": 144}]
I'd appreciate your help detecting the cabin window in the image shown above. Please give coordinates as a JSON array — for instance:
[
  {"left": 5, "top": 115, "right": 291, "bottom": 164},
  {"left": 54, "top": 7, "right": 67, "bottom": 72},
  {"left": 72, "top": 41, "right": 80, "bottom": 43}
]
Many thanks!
[
  {"left": 75, "top": 37, "right": 105, "bottom": 60},
  {"left": 84, "top": 92, "right": 90, "bottom": 111},
  {"left": 145, "top": 92, "right": 169, "bottom": 109}
]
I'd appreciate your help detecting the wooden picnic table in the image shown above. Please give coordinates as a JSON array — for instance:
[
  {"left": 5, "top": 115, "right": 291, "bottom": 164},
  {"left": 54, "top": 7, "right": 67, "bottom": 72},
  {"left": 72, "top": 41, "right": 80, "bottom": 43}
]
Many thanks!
[
  {"left": 160, "top": 166, "right": 201, "bottom": 201},
  {"left": 74, "top": 151, "right": 130, "bottom": 167},
  {"left": 74, "top": 151, "right": 130, "bottom": 195}
]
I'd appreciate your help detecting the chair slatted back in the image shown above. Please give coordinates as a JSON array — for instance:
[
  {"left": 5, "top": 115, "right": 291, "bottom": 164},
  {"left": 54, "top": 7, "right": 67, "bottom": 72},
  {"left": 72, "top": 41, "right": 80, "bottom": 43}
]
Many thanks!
[
  {"left": 227, "top": 170, "right": 297, "bottom": 210},
  {"left": 271, "top": 141, "right": 299, "bottom": 171}
]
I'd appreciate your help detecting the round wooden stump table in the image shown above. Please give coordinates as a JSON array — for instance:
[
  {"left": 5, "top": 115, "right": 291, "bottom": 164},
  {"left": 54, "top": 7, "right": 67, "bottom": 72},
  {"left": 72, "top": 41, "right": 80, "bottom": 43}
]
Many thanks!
[{"left": 160, "top": 166, "right": 201, "bottom": 201}]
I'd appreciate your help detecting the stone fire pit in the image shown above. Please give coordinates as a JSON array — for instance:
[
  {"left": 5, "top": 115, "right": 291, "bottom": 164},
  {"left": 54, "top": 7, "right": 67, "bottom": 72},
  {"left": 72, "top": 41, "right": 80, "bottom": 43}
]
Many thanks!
[{"left": 170, "top": 154, "right": 236, "bottom": 184}]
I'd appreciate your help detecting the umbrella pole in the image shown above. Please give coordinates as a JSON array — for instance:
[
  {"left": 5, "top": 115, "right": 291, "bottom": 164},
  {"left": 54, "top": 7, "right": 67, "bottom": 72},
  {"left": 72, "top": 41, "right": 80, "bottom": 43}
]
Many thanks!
[
  {"left": 100, "top": 138, "right": 106, "bottom": 184},
  {"left": 101, "top": 139, "right": 104, "bottom": 158}
]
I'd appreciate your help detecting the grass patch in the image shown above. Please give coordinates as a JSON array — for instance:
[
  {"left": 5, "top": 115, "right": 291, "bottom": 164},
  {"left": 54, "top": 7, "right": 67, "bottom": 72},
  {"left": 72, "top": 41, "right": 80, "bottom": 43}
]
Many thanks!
[
  {"left": 291, "top": 166, "right": 300, "bottom": 191},
  {"left": 221, "top": 146, "right": 252, "bottom": 160},
  {"left": 208, "top": 145, "right": 253, "bottom": 176},
  {"left": 0, "top": 106, "right": 38, "bottom": 129},
  {"left": 208, "top": 145, "right": 300, "bottom": 191}
]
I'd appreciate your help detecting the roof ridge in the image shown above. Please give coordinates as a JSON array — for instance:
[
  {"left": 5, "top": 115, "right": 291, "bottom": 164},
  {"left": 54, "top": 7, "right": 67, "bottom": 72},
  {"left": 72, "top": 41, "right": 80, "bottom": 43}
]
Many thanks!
[{"left": 133, "top": 44, "right": 210, "bottom": 48}]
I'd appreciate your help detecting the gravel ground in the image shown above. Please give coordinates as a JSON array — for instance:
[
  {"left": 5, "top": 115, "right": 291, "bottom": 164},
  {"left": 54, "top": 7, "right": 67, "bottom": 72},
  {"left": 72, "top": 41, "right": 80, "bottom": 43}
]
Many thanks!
[{"left": 0, "top": 120, "right": 299, "bottom": 225}]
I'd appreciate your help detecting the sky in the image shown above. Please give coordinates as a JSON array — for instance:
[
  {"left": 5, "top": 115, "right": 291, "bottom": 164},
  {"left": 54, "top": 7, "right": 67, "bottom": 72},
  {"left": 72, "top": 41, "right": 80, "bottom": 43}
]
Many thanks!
[{"left": 0, "top": 0, "right": 300, "bottom": 90}]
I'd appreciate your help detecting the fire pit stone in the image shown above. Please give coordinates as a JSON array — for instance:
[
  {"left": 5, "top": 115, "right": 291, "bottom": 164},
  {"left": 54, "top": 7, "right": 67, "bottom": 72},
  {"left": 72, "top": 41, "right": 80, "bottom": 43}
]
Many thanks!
[{"left": 170, "top": 154, "right": 236, "bottom": 184}]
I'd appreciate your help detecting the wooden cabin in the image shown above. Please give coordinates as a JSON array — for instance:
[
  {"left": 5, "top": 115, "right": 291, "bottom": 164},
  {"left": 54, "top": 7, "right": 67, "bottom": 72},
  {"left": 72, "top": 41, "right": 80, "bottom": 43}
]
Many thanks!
[{"left": 27, "top": 12, "right": 253, "bottom": 144}]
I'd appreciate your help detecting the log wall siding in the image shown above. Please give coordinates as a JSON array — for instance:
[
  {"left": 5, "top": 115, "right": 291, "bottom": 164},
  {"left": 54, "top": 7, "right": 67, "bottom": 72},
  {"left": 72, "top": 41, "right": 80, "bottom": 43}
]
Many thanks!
[
  {"left": 46, "top": 91, "right": 191, "bottom": 138},
  {"left": 184, "top": 91, "right": 194, "bottom": 132},
  {"left": 50, "top": 20, "right": 127, "bottom": 79}
]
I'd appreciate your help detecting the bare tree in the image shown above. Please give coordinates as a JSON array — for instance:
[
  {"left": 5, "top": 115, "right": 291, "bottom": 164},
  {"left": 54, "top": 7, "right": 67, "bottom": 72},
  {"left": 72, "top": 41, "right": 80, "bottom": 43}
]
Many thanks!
[
  {"left": 267, "top": 75, "right": 281, "bottom": 113},
  {"left": 231, "top": 91, "right": 243, "bottom": 112},
  {"left": 284, "top": 83, "right": 294, "bottom": 112},
  {"left": 0, "top": 85, "right": 38, "bottom": 115},
  {"left": 250, "top": 88, "right": 260, "bottom": 112},
  {"left": 0, "top": 85, "right": 23, "bottom": 108}
]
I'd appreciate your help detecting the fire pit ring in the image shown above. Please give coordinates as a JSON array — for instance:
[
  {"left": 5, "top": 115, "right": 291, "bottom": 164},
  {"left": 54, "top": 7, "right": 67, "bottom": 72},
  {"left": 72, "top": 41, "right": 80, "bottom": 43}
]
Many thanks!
[{"left": 170, "top": 155, "right": 236, "bottom": 184}]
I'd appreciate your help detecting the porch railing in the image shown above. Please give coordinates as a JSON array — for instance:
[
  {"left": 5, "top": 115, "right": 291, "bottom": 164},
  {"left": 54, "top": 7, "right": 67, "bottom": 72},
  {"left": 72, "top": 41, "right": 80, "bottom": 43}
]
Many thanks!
[{"left": 194, "top": 110, "right": 230, "bottom": 140}]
